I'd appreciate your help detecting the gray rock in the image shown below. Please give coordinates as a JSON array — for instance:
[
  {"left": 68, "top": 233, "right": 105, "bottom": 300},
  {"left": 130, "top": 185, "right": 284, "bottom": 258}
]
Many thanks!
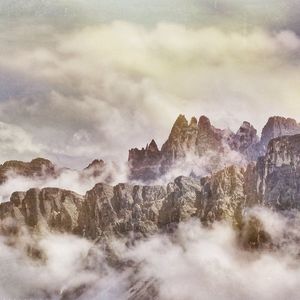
[
  {"left": 257, "top": 134, "right": 300, "bottom": 209},
  {"left": 128, "top": 115, "right": 300, "bottom": 181},
  {"left": 2, "top": 132, "right": 300, "bottom": 245},
  {"left": 129, "top": 115, "right": 231, "bottom": 181},
  {"left": 259, "top": 116, "right": 300, "bottom": 153},
  {"left": 0, "top": 158, "right": 56, "bottom": 184}
]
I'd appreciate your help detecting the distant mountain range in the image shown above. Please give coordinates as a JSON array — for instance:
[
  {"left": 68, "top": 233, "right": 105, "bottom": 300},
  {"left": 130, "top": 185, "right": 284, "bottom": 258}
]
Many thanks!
[
  {"left": 2, "top": 115, "right": 300, "bottom": 299},
  {"left": 0, "top": 115, "right": 300, "bottom": 248},
  {"left": 128, "top": 115, "right": 300, "bottom": 181}
]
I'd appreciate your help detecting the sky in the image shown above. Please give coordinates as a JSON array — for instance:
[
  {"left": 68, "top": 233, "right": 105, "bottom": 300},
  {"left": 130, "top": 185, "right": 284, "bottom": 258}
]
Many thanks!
[{"left": 1, "top": 0, "right": 300, "bottom": 167}]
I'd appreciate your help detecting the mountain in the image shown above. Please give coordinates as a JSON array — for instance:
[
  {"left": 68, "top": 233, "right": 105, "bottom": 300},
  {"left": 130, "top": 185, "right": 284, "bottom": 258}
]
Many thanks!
[
  {"left": 257, "top": 134, "right": 300, "bottom": 209},
  {"left": 228, "top": 121, "right": 259, "bottom": 160},
  {"left": 0, "top": 167, "right": 248, "bottom": 239},
  {"left": 129, "top": 115, "right": 232, "bottom": 181},
  {"left": 129, "top": 115, "right": 300, "bottom": 181},
  {"left": 1, "top": 120, "right": 300, "bottom": 300},
  {"left": 2, "top": 133, "right": 300, "bottom": 247},
  {"left": 0, "top": 157, "right": 118, "bottom": 187},
  {"left": 128, "top": 139, "right": 162, "bottom": 181},
  {"left": 259, "top": 116, "right": 300, "bottom": 153},
  {"left": 0, "top": 158, "right": 56, "bottom": 184},
  {"left": 1, "top": 115, "right": 298, "bottom": 185}
]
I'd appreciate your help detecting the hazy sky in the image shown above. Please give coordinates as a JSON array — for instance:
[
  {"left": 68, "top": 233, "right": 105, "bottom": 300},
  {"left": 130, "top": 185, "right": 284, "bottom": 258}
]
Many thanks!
[{"left": 1, "top": 1, "right": 300, "bottom": 167}]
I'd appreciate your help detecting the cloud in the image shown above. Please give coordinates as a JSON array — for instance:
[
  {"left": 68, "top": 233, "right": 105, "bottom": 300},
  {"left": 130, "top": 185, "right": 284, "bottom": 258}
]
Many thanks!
[
  {"left": 1, "top": 22, "right": 300, "bottom": 166},
  {"left": 0, "top": 121, "right": 42, "bottom": 162},
  {"left": 1, "top": 207, "right": 300, "bottom": 299},
  {"left": 0, "top": 160, "right": 129, "bottom": 203},
  {"left": 132, "top": 146, "right": 247, "bottom": 186},
  {"left": 118, "top": 209, "right": 300, "bottom": 300},
  {"left": 0, "top": 227, "right": 126, "bottom": 299}
]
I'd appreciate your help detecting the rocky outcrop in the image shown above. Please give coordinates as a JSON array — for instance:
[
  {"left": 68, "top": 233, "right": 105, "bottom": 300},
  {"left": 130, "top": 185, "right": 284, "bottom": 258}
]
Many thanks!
[
  {"left": 0, "top": 158, "right": 57, "bottom": 184},
  {"left": 159, "top": 115, "right": 198, "bottom": 170},
  {"left": 160, "top": 115, "right": 228, "bottom": 170},
  {"left": 129, "top": 115, "right": 300, "bottom": 181},
  {"left": 196, "top": 115, "right": 226, "bottom": 155},
  {"left": 228, "top": 121, "right": 259, "bottom": 160},
  {"left": 1, "top": 116, "right": 298, "bottom": 186},
  {"left": 2, "top": 134, "right": 299, "bottom": 235},
  {"left": 0, "top": 168, "right": 247, "bottom": 239},
  {"left": 229, "top": 116, "right": 300, "bottom": 161},
  {"left": 84, "top": 159, "right": 106, "bottom": 176},
  {"left": 256, "top": 134, "right": 300, "bottom": 209},
  {"left": 128, "top": 140, "right": 162, "bottom": 181},
  {"left": 129, "top": 115, "right": 231, "bottom": 181},
  {"left": 259, "top": 116, "right": 300, "bottom": 153},
  {"left": 160, "top": 115, "right": 225, "bottom": 161},
  {"left": 2, "top": 127, "right": 300, "bottom": 242},
  {"left": 0, "top": 188, "right": 84, "bottom": 232},
  {"left": 82, "top": 159, "right": 120, "bottom": 183}
]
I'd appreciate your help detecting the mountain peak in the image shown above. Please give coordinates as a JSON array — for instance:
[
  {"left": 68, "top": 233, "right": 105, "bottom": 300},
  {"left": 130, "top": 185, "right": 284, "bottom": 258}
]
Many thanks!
[
  {"left": 189, "top": 116, "right": 198, "bottom": 127},
  {"left": 128, "top": 114, "right": 300, "bottom": 181},
  {"left": 147, "top": 139, "right": 159, "bottom": 152},
  {"left": 260, "top": 116, "right": 300, "bottom": 149},
  {"left": 198, "top": 115, "right": 211, "bottom": 129},
  {"left": 85, "top": 159, "right": 105, "bottom": 170},
  {"left": 172, "top": 114, "right": 188, "bottom": 129},
  {"left": 228, "top": 121, "right": 258, "bottom": 159},
  {"left": 263, "top": 116, "right": 298, "bottom": 131}
]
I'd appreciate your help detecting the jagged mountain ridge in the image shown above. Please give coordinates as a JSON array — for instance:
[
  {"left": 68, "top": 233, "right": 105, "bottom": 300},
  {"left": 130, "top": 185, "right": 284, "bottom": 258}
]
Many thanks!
[
  {"left": 1, "top": 115, "right": 299, "bottom": 185},
  {"left": 2, "top": 133, "right": 300, "bottom": 244},
  {"left": 0, "top": 157, "right": 119, "bottom": 187},
  {"left": 0, "top": 158, "right": 56, "bottom": 184},
  {"left": 129, "top": 115, "right": 300, "bottom": 181}
]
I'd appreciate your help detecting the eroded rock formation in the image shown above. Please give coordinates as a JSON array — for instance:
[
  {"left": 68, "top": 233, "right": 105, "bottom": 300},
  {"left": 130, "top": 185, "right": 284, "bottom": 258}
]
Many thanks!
[
  {"left": 129, "top": 115, "right": 300, "bottom": 181},
  {"left": 0, "top": 158, "right": 57, "bottom": 184},
  {"left": 2, "top": 134, "right": 300, "bottom": 241}
]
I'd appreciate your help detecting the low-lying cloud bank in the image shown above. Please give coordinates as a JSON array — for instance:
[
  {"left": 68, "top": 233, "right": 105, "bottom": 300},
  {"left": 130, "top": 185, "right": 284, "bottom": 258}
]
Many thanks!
[
  {"left": 0, "top": 145, "right": 246, "bottom": 203},
  {"left": 0, "top": 160, "right": 129, "bottom": 203},
  {"left": 132, "top": 146, "right": 247, "bottom": 186},
  {"left": 1, "top": 208, "right": 300, "bottom": 300}
]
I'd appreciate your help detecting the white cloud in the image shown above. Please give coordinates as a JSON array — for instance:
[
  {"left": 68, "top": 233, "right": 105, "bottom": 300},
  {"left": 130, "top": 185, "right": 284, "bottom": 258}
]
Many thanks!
[
  {"left": 0, "top": 228, "right": 126, "bottom": 299},
  {"left": 0, "top": 121, "right": 42, "bottom": 162},
  {"left": 1, "top": 208, "right": 300, "bottom": 299},
  {"left": 0, "top": 160, "right": 128, "bottom": 203},
  {"left": 1, "top": 23, "right": 300, "bottom": 166},
  {"left": 119, "top": 211, "right": 300, "bottom": 300}
]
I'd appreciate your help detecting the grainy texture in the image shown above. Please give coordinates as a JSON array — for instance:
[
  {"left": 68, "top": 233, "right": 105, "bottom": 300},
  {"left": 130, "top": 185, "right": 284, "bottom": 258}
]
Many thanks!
[{"left": 1, "top": 134, "right": 300, "bottom": 240}]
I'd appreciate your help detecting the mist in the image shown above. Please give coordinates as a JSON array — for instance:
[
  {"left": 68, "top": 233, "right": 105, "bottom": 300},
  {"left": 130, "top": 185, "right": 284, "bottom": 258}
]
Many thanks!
[
  {"left": 0, "top": 143, "right": 247, "bottom": 203},
  {"left": 0, "top": 160, "right": 129, "bottom": 203},
  {"left": 0, "top": 208, "right": 299, "bottom": 300}
]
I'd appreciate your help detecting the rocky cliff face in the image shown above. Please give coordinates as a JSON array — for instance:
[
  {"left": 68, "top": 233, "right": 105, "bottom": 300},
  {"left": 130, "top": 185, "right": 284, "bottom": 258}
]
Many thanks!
[
  {"left": 160, "top": 115, "right": 225, "bottom": 163},
  {"left": 2, "top": 116, "right": 297, "bottom": 186},
  {"left": 0, "top": 188, "right": 84, "bottom": 234},
  {"left": 259, "top": 116, "right": 300, "bottom": 153},
  {"left": 2, "top": 133, "right": 300, "bottom": 241},
  {"left": 128, "top": 140, "right": 162, "bottom": 181},
  {"left": 129, "top": 115, "right": 300, "bottom": 181},
  {"left": 228, "top": 121, "right": 259, "bottom": 160},
  {"left": 0, "top": 168, "right": 246, "bottom": 239},
  {"left": 129, "top": 115, "right": 231, "bottom": 181},
  {"left": 257, "top": 134, "right": 300, "bottom": 209}
]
